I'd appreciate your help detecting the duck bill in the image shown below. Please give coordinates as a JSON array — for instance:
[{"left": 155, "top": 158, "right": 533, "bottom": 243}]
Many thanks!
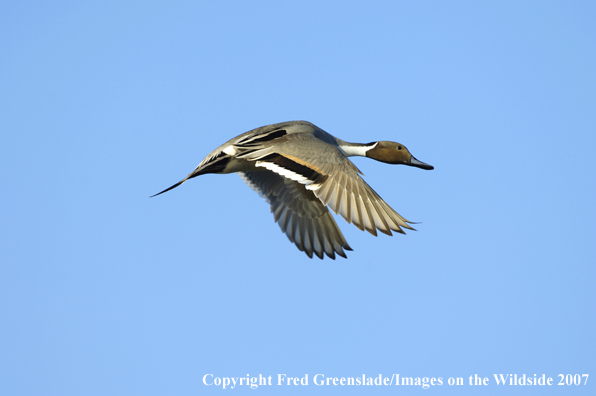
[{"left": 408, "top": 156, "right": 434, "bottom": 170}]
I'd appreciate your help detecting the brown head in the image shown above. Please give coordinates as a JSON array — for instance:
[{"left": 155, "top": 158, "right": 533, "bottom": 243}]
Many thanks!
[{"left": 365, "top": 141, "right": 434, "bottom": 170}]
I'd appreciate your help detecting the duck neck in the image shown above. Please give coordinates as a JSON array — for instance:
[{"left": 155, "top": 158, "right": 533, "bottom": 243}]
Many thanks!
[{"left": 338, "top": 141, "right": 378, "bottom": 157}]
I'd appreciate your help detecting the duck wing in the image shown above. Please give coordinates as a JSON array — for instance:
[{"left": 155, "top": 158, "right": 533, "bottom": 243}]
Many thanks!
[
  {"left": 241, "top": 133, "right": 416, "bottom": 236},
  {"left": 240, "top": 170, "right": 352, "bottom": 259}
]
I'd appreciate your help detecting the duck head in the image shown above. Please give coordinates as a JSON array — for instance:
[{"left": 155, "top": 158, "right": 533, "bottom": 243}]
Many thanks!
[{"left": 366, "top": 141, "right": 434, "bottom": 170}]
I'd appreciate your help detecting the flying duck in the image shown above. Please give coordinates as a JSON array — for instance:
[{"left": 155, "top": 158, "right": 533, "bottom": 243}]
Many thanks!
[{"left": 152, "top": 120, "right": 433, "bottom": 259}]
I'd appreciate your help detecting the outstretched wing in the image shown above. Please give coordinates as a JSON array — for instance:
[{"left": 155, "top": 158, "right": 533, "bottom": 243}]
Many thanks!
[
  {"left": 310, "top": 167, "right": 415, "bottom": 236},
  {"left": 239, "top": 133, "right": 416, "bottom": 236},
  {"left": 240, "top": 171, "right": 352, "bottom": 259}
]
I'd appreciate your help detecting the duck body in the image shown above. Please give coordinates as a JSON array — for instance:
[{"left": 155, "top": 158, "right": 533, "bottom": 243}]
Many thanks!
[{"left": 153, "top": 120, "right": 433, "bottom": 259}]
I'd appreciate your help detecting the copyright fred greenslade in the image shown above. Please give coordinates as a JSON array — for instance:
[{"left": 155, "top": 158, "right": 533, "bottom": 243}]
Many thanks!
[
  {"left": 202, "top": 374, "right": 435, "bottom": 389},
  {"left": 202, "top": 373, "right": 590, "bottom": 390}
]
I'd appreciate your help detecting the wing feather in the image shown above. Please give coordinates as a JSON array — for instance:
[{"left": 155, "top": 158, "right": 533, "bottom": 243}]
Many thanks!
[
  {"left": 240, "top": 131, "right": 415, "bottom": 246},
  {"left": 240, "top": 171, "right": 351, "bottom": 259}
]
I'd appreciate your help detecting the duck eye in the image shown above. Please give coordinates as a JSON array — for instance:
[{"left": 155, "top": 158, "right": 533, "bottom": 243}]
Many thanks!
[{"left": 397, "top": 146, "right": 402, "bottom": 150}]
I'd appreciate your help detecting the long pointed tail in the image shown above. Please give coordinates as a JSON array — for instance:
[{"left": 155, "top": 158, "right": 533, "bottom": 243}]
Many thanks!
[
  {"left": 150, "top": 178, "right": 189, "bottom": 197},
  {"left": 151, "top": 152, "right": 231, "bottom": 197}
]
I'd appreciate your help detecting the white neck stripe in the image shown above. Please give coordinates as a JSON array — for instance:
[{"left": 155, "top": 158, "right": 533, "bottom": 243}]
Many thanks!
[{"left": 339, "top": 142, "right": 378, "bottom": 157}]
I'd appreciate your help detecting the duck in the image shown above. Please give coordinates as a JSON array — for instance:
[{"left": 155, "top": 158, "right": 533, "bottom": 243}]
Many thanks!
[{"left": 152, "top": 120, "right": 433, "bottom": 259}]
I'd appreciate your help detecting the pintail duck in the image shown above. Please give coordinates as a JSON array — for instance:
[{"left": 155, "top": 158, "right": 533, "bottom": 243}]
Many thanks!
[{"left": 153, "top": 121, "right": 433, "bottom": 259}]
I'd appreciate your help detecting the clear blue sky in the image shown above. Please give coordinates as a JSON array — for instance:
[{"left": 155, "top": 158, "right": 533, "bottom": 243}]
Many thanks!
[{"left": 2, "top": 1, "right": 595, "bottom": 395}]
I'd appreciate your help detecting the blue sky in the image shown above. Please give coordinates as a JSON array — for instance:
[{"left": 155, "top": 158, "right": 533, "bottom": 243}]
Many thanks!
[{"left": 1, "top": 1, "right": 595, "bottom": 395}]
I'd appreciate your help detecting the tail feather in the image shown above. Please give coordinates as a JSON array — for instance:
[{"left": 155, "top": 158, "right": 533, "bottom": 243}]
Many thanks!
[
  {"left": 151, "top": 149, "right": 232, "bottom": 197},
  {"left": 150, "top": 178, "right": 189, "bottom": 197},
  {"left": 150, "top": 168, "right": 209, "bottom": 197}
]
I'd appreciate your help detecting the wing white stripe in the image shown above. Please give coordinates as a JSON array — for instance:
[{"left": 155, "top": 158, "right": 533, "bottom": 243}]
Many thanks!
[{"left": 255, "top": 161, "right": 314, "bottom": 185}]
